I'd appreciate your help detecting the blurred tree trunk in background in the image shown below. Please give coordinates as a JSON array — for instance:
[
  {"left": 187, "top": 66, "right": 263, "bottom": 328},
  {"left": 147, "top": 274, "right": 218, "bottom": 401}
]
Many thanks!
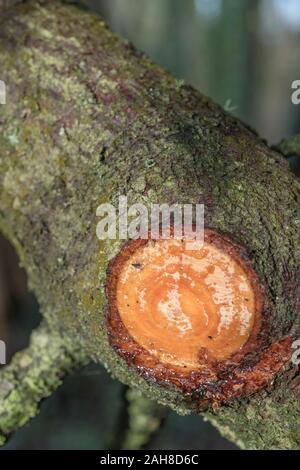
[{"left": 206, "top": 0, "right": 259, "bottom": 122}]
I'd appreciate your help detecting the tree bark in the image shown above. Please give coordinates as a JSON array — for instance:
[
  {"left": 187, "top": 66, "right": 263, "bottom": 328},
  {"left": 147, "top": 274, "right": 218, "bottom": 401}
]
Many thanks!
[{"left": 0, "top": 0, "right": 299, "bottom": 449}]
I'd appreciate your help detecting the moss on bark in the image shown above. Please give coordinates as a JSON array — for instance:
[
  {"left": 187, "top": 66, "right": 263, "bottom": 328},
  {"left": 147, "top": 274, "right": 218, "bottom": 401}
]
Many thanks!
[{"left": 0, "top": 0, "right": 299, "bottom": 449}]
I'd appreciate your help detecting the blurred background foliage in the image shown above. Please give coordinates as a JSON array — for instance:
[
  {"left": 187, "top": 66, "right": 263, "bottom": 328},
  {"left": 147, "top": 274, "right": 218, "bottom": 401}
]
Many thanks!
[{"left": 1, "top": 0, "right": 300, "bottom": 449}]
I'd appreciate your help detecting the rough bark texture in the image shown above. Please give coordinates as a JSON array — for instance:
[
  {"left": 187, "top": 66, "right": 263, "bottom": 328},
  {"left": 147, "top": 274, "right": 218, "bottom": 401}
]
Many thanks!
[{"left": 0, "top": 0, "right": 299, "bottom": 449}]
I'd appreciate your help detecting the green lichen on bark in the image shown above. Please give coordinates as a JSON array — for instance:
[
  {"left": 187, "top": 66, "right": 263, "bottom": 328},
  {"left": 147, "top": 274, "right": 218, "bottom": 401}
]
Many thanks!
[
  {"left": 0, "top": 323, "right": 88, "bottom": 445},
  {"left": 0, "top": 0, "right": 299, "bottom": 449}
]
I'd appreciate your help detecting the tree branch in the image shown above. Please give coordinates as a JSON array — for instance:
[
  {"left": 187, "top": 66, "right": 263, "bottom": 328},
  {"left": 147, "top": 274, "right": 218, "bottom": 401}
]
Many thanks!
[
  {"left": 121, "top": 389, "right": 166, "bottom": 450},
  {"left": 0, "top": 0, "right": 299, "bottom": 449},
  {"left": 0, "top": 322, "right": 88, "bottom": 445},
  {"left": 275, "top": 134, "right": 300, "bottom": 158}
]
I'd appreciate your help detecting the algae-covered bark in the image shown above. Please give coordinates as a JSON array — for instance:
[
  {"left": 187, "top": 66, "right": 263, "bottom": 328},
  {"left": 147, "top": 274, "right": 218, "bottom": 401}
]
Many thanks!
[{"left": 0, "top": 0, "right": 299, "bottom": 449}]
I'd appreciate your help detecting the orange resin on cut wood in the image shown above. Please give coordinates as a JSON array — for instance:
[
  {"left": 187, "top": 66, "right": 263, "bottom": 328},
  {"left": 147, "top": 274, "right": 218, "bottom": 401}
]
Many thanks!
[
  {"left": 106, "top": 228, "right": 292, "bottom": 407},
  {"left": 116, "top": 238, "right": 255, "bottom": 369}
]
